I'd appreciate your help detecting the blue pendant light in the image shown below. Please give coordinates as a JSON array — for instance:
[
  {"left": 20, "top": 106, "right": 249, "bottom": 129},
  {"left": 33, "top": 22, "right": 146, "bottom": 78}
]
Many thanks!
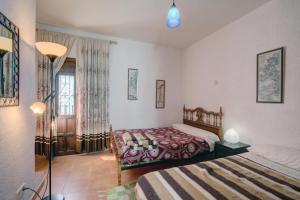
[{"left": 166, "top": 0, "right": 181, "bottom": 29}]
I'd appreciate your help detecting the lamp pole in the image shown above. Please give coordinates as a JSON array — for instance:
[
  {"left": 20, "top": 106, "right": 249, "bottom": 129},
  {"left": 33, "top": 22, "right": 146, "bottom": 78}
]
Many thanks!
[
  {"left": 44, "top": 55, "right": 65, "bottom": 200},
  {"left": 32, "top": 42, "right": 67, "bottom": 200},
  {"left": 48, "top": 55, "right": 56, "bottom": 200},
  {"left": 37, "top": 55, "right": 60, "bottom": 200}
]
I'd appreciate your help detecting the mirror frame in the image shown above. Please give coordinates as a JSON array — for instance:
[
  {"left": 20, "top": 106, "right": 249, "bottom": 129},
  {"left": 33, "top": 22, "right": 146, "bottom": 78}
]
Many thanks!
[{"left": 0, "top": 12, "right": 19, "bottom": 107}]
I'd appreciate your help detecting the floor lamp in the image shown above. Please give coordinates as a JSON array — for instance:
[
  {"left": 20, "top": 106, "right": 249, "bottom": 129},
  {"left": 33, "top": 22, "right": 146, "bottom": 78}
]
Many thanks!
[{"left": 31, "top": 42, "right": 67, "bottom": 200}]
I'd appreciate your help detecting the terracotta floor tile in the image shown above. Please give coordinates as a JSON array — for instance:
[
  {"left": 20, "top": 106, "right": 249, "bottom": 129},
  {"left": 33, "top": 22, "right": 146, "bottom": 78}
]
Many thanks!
[
  {"left": 63, "top": 183, "right": 89, "bottom": 194},
  {"left": 36, "top": 151, "right": 163, "bottom": 200}
]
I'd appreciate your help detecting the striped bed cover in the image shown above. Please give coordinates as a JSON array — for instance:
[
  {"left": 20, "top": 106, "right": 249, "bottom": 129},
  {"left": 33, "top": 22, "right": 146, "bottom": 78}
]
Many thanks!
[{"left": 136, "top": 155, "right": 300, "bottom": 200}]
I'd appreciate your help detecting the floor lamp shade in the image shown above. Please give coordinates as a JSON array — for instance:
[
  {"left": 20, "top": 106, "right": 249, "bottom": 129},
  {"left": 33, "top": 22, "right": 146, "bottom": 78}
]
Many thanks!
[
  {"left": 36, "top": 42, "right": 67, "bottom": 57},
  {"left": 0, "top": 36, "right": 13, "bottom": 53}
]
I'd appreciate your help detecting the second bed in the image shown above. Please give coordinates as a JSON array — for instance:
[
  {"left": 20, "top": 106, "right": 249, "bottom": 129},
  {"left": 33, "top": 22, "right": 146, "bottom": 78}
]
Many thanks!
[{"left": 110, "top": 105, "right": 223, "bottom": 185}]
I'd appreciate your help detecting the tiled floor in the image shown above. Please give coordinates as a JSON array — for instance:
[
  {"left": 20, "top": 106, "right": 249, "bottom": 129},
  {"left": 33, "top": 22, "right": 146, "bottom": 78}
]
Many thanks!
[{"left": 36, "top": 151, "right": 168, "bottom": 200}]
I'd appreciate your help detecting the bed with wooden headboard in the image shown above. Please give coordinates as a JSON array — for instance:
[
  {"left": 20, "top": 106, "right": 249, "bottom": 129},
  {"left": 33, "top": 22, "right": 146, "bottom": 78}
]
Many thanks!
[
  {"left": 183, "top": 105, "right": 223, "bottom": 137},
  {"left": 109, "top": 105, "right": 223, "bottom": 185}
]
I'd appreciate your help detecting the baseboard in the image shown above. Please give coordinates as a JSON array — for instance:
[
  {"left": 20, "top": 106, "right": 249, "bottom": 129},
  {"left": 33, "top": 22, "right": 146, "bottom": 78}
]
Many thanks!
[{"left": 31, "top": 172, "right": 48, "bottom": 200}]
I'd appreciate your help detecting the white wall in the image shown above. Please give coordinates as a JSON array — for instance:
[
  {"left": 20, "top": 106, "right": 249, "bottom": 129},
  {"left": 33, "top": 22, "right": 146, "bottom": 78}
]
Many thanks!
[
  {"left": 0, "top": 0, "right": 43, "bottom": 200},
  {"left": 37, "top": 24, "right": 183, "bottom": 130},
  {"left": 110, "top": 41, "right": 183, "bottom": 129},
  {"left": 183, "top": 0, "right": 300, "bottom": 148}
]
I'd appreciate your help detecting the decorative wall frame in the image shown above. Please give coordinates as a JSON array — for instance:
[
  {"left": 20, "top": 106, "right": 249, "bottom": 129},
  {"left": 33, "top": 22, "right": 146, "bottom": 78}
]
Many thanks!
[
  {"left": 156, "top": 80, "right": 165, "bottom": 109},
  {"left": 128, "top": 68, "right": 138, "bottom": 100},
  {"left": 256, "top": 47, "right": 284, "bottom": 103},
  {"left": 0, "top": 12, "right": 19, "bottom": 107}
]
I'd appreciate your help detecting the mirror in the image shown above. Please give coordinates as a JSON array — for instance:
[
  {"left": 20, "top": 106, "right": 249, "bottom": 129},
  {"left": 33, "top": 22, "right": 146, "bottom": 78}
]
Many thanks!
[
  {"left": 0, "top": 25, "right": 13, "bottom": 98},
  {"left": 0, "top": 12, "right": 19, "bottom": 107}
]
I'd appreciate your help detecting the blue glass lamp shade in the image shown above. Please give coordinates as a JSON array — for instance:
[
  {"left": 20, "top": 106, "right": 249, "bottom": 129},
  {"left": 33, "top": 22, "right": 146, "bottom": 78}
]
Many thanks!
[{"left": 166, "top": 3, "right": 181, "bottom": 29}]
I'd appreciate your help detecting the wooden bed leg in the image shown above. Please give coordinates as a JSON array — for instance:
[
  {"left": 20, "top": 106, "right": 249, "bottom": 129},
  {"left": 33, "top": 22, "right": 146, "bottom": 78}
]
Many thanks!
[
  {"left": 109, "top": 125, "right": 113, "bottom": 153},
  {"left": 117, "top": 157, "right": 122, "bottom": 185},
  {"left": 110, "top": 124, "right": 122, "bottom": 185},
  {"left": 109, "top": 137, "right": 113, "bottom": 153}
]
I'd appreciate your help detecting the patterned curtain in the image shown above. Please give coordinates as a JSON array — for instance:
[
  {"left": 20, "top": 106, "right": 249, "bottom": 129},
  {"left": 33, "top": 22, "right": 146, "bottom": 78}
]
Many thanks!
[
  {"left": 76, "top": 38, "right": 110, "bottom": 153},
  {"left": 35, "top": 29, "right": 76, "bottom": 156}
]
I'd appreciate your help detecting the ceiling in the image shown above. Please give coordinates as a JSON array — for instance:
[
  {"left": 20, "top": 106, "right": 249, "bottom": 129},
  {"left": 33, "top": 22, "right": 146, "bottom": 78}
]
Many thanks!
[{"left": 37, "top": 0, "right": 270, "bottom": 48}]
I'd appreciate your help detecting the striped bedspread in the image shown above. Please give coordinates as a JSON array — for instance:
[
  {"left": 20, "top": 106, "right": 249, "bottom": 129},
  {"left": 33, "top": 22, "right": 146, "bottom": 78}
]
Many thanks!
[{"left": 136, "top": 155, "right": 300, "bottom": 200}]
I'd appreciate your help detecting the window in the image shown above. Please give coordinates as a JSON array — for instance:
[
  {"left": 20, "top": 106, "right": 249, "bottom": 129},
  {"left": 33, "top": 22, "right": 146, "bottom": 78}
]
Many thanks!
[{"left": 58, "top": 74, "right": 75, "bottom": 115}]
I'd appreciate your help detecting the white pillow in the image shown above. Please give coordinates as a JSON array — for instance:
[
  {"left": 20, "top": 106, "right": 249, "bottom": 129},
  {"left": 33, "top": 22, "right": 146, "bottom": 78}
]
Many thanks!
[
  {"left": 250, "top": 144, "right": 300, "bottom": 171},
  {"left": 172, "top": 123, "right": 220, "bottom": 152}
]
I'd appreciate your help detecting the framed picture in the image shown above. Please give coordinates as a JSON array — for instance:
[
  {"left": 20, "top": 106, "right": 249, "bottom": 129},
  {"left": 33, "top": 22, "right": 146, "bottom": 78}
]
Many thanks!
[
  {"left": 156, "top": 80, "right": 165, "bottom": 109},
  {"left": 128, "top": 68, "right": 138, "bottom": 100},
  {"left": 257, "top": 47, "right": 284, "bottom": 103}
]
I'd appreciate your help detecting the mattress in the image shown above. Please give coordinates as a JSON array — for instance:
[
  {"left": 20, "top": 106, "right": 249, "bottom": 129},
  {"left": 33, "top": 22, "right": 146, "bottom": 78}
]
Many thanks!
[
  {"left": 136, "top": 154, "right": 300, "bottom": 200},
  {"left": 114, "top": 127, "right": 211, "bottom": 167},
  {"left": 242, "top": 151, "right": 300, "bottom": 181}
]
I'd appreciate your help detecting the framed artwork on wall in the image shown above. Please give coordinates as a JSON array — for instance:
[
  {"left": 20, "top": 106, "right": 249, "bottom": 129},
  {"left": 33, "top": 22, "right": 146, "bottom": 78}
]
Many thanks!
[
  {"left": 128, "top": 68, "right": 138, "bottom": 100},
  {"left": 257, "top": 47, "right": 284, "bottom": 103},
  {"left": 156, "top": 80, "right": 165, "bottom": 109}
]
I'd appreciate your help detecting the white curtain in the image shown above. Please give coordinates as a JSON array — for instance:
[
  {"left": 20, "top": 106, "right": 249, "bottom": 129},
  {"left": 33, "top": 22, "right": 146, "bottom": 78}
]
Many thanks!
[
  {"left": 35, "top": 29, "right": 76, "bottom": 155},
  {"left": 76, "top": 38, "right": 110, "bottom": 152}
]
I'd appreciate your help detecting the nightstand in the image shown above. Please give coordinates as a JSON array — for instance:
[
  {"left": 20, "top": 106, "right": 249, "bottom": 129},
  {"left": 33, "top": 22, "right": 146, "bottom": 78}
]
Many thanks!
[{"left": 215, "top": 141, "right": 250, "bottom": 158}]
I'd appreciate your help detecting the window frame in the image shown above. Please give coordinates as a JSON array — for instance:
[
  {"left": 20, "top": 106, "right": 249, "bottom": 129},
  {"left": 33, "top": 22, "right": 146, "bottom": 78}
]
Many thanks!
[{"left": 57, "top": 72, "right": 76, "bottom": 117}]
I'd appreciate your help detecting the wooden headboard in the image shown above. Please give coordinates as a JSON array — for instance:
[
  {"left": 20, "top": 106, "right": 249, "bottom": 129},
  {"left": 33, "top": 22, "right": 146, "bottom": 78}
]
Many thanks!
[{"left": 183, "top": 105, "right": 223, "bottom": 137}]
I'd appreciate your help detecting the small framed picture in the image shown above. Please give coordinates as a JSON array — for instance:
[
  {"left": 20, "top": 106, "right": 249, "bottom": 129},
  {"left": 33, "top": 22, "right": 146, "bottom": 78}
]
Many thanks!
[
  {"left": 128, "top": 68, "right": 138, "bottom": 100},
  {"left": 257, "top": 47, "right": 284, "bottom": 103},
  {"left": 156, "top": 80, "right": 165, "bottom": 109}
]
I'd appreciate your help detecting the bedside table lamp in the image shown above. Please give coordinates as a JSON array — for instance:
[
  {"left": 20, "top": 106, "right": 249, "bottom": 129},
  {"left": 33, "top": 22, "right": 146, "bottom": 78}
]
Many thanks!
[
  {"left": 31, "top": 42, "right": 67, "bottom": 200},
  {"left": 0, "top": 36, "right": 12, "bottom": 95},
  {"left": 224, "top": 128, "right": 240, "bottom": 144}
]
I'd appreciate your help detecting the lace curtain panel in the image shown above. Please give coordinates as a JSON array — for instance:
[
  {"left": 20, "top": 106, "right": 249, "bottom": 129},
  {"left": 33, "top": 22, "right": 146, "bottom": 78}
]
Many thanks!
[
  {"left": 35, "top": 29, "right": 110, "bottom": 155},
  {"left": 76, "top": 38, "right": 110, "bottom": 153}
]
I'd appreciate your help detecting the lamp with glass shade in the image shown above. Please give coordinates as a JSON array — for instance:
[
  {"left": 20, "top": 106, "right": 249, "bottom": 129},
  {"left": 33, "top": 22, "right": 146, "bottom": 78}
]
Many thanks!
[
  {"left": 30, "top": 101, "right": 46, "bottom": 115},
  {"left": 223, "top": 128, "right": 240, "bottom": 144},
  {"left": 31, "top": 41, "right": 67, "bottom": 200},
  {"left": 166, "top": 0, "right": 181, "bottom": 29}
]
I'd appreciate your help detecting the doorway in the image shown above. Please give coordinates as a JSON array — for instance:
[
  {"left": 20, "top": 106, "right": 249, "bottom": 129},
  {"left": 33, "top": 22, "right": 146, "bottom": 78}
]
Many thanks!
[{"left": 55, "top": 57, "right": 76, "bottom": 156}]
